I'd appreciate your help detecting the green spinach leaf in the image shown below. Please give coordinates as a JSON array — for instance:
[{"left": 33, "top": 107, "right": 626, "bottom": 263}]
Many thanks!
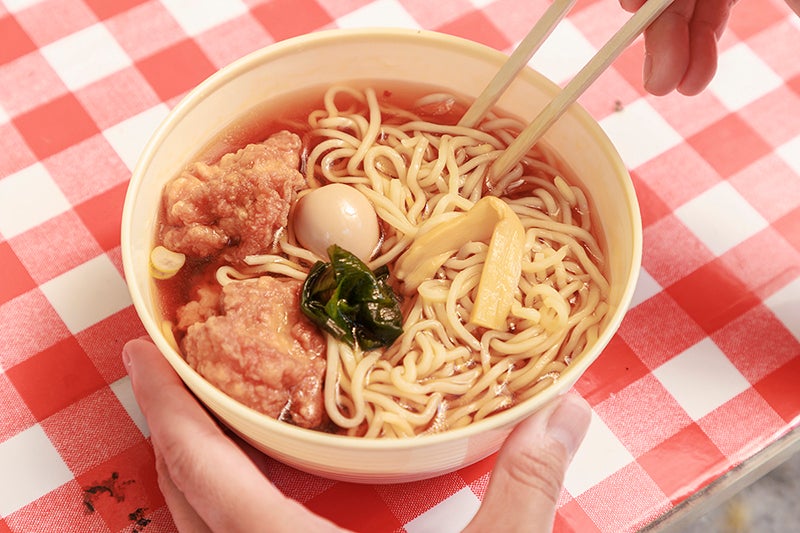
[{"left": 300, "top": 245, "right": 403, "bottom": 351}]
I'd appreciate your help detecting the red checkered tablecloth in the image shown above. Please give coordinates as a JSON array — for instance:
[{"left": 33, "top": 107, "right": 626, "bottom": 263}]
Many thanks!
[{"left": 1, "top": 0, "right": 799, "bottom": 531}]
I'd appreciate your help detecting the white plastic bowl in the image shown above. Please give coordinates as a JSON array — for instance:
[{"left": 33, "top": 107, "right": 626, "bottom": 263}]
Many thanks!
[{"left": 121, "top": 28, "right": 642, "bottom": 484}]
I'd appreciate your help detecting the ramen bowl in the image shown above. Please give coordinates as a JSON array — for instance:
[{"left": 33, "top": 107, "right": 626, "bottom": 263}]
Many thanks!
[{"left": 121, "top": 28, "right": 642, "bottom": 484}]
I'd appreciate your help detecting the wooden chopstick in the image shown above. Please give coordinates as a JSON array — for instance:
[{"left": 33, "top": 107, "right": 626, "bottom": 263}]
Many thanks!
[
  {"left": 458, "top": 0, "right": 577, "bottom": 129},
  {"left": 489, "top": 0, "right": 677, "bottom": 181}
]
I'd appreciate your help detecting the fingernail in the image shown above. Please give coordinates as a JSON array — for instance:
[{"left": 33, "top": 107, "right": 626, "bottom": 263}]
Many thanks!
[
  {"left": 546, "top": 396, "right": 591, "bottom": 458},
  {"left": 643, "top": 53, "right": 653, "bottom": 87},
  {"left": 122, "top": 343, "right": 134, "bottom": 372}
]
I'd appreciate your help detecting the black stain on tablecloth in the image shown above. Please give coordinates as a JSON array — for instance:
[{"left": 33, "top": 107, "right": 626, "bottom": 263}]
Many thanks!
[
  {"left": 82, "top": 471, "right": 151, "bottom": 531},
  {"left": 129, "top": 507, "right": 152, "bottom": 531},
  {"left": 83, "top": 471, "right": 130, "bottom": 512}
]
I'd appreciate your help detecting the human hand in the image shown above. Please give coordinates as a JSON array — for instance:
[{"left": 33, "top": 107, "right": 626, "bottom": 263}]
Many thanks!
[
  {"left": 123, "top": 338, "right": 591, "bottom": 533},
  {"left": 623, "top": 0, "right": 800, "bottom": 96},
  {"left": 620, "top": 0, "right": 737, "bottom": 96}
]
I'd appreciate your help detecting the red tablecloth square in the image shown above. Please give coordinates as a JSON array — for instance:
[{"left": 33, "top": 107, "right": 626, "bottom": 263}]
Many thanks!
[
  {"left": 75, "top": 306, "right": 146, "bottom": 384},
  {"left": 13, "top": 93, "right": 100, "bottom": 160},
  {"left": 436, "top": 10, "right": 512, "bottom": 52},
  {"left": 642, "top": 215, "right": 716, "bottom": 287},
  {"left": 83, "top": 0, "right": 149, "bottom": 21},
  {"left": 618, "top": 293, "right": 707, "bottom": 369},
  {"left": 754, "top": 356, "right": 800, "bottom": 423},
  {"left": 74, "top": 66, "right": 162, "bottom": 130},
  {"left": 13, "top": 0, "right": 96, "bottom": 49},
  {"left": 0, "top": 16, "right": 36, "bottom": 65},
  {"left": 775, "top": 206, "right": 800, "bottom": 253},
  {"left": 789, "top": 72, "right": 800, "bottom": 96},
  {"left": 304, "top": 482, "right": 403, "bottom": 533},
  {"left": 44, "top": 134, "right": 130, "bottom": 205},
  {"left": 465, "top": 469, "right": 490, "bottom": 500},
  {"left": 576, "top": 463, "right": 670, "bottom": 532},
  {"left": 0, "top": 290, "right": 71, "bottom": 368},
  {"left": 75, "top": 440, "right": 166, "bottom": 532},
  {"left": 2, "top": 480, "right": 109, "bottom": 533},
  {"left": 0, "top": 373, "right": 36, "bottom": 441},
  {"left": 135, "top": 39, "right": 216, "bottom": 102},
  {"left": 738, "top": 86, "right": 800, "bottom": 148},
  {"left": 713, "top": 304, "right": 800, "bottom": 382},
  {"left": 0, "top": 52, "right": 67, "bottom": 117},
  {"left": 0, "top": 519, "right": 11, "bottom": 533},
  {"left": 74, "top": 181, "right": 128, "bottom": 252},
  {"left": 194, "top": 14, "right": 272, "bottom": 69},
  {"left": 729, "top": 154, "right": 800, "bottom": 224},
  {"left": 698, "top": 388, "right": 789, "bottom": 458},
  {"left": 554, "top": 499, "right": 601, "bottom": 533},
  {"left": 594, "top": 374, "right": 693, "bottom": 456},
  {"left": 8, "top": 210, "right": 103, "bottom": 285},
  {"left": 0, "top": 124, "right": 36, "bottom": 177},
  {"left": 105, "top": 1, "right": 185, "bottom": 62},
  {"left": 41, "top": 387, "right": 145, "bottom": 476},
  {"left": 251, "top": 0, "right": 335, "bottom": 43},
  {"left": 752, "top": 23, "right": 800, "bottom": 81},
  {"left": 665, "top": 258, "right": 760, "bottom": 334},
  {"left": 721, "top": 228, "right": 800, "bottom": 299},
  {"left": 634, "top": 144, "right": 725, "bottom": 213},
  {"left": 0, "top": 241, "right": 36, "bottom": 305},
  {"left": 649, "top": 91, "right": 729, "bottom": 139},
  {"left": 574, "top": 335, "right": 650, "bottom": 406},
  {"left": 687, "top": 114, "right": 773, "bottom": 179},
  {"left": 728, "top": 0, "right": 788, "bottom": 39},
  {"left": 636, "top": 423, "right": 729, "bottom": 505},
  {"left": 5, "top": 336, "right": 107, "bottom": 421}
]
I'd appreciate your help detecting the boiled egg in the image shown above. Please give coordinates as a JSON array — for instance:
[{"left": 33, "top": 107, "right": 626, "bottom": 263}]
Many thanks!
[{"left": 293, "top": 183, "right": 380, "bottom": 262}]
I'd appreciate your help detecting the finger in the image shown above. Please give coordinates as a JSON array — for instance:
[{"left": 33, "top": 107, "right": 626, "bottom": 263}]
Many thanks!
[
  {"left": 123, "top": 339, "right": 341, "bottom": 533},
  {"left": 152, "top": 441, "right": 214, "bottom": 533},
  {"left": 619, "top": 0, "right": 646, "bottom": 12},
  {"left": 677, "top": 0, "right": 735, "bottom": 95},
  {"left": 642, "top": 0, "right": 697, "bottom": 96},
  {"left": 464, "top": 394, "right": 591, "bottom": 533}
]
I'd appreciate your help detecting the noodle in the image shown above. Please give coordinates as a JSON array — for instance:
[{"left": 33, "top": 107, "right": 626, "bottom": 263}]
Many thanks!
[{"left": 203, "top": 85, "right": 610, "bottom": 438}]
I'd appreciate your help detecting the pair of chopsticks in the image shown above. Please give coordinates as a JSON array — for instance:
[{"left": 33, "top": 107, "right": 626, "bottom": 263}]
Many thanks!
[{"left": 458, "top": 0, "right": 677, "bottom": 180}]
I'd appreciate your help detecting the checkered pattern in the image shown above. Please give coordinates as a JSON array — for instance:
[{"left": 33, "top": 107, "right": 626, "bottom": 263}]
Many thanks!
[{"left": 1, "top": 0, "right": 798, "bottom": 531}]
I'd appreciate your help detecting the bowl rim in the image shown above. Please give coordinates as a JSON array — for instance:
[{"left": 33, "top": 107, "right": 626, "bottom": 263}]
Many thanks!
[{"left": 121, "top": 27, "right": 643, "bottom": 451}]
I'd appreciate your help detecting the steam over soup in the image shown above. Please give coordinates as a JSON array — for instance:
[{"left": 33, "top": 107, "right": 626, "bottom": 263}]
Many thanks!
[{"left": 152, "top": 82, "right": 610, "bottom": 437}]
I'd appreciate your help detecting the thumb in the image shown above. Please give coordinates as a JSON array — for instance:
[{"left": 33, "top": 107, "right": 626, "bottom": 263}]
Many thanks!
[
  {"left": 122, "top": 338, "right": 343, "bottom": 533},
  {"left": 464, "top": 394, "right": 591, "bottom": 533}
]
